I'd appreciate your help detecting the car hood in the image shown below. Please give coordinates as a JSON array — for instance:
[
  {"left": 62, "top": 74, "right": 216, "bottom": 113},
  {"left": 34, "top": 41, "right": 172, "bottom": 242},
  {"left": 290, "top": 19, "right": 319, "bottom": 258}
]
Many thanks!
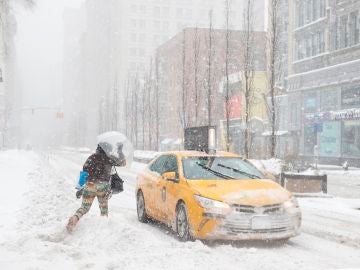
[{"left": 187, "top": 179, "right": 291, "bottom": 206}]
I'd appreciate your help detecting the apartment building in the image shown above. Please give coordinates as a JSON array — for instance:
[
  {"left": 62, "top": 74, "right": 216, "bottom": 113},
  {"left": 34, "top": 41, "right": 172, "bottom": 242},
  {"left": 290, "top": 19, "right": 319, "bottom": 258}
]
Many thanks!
[{"left": 287, "top": 0, "right": 360, "bottom": 165}]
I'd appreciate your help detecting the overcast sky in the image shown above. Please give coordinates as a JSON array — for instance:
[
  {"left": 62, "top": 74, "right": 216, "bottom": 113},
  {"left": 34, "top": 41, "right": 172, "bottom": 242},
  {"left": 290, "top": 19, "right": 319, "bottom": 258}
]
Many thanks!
[{"left": 15, "top": 0, "right": 84, "bottom": 108}]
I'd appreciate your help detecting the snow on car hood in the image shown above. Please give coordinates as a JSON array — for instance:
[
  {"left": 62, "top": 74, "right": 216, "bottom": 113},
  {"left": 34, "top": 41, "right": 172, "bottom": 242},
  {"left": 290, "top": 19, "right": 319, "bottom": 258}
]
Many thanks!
[{"left": 187, "top": 179, "right": 291, "bottom": 206}]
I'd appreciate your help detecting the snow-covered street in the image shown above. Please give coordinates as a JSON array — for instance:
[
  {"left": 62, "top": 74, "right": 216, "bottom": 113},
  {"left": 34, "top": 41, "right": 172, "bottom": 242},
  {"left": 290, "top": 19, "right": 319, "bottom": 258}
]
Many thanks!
[{"left": 0, "top": 150, "right": 360, "bottom": 270}]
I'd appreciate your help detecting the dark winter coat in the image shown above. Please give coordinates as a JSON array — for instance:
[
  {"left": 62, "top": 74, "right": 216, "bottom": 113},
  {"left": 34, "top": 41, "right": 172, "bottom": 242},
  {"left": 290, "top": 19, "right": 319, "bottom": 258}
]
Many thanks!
[{"left": 83, "top": 148, "right": 126, "bottom": 183}]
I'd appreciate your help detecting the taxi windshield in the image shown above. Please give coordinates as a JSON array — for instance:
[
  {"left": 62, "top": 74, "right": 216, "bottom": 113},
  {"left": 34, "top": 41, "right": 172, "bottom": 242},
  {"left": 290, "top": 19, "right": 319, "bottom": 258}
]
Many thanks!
[{"left": 182, "top": 156, "right": 264, "bottom": 180}]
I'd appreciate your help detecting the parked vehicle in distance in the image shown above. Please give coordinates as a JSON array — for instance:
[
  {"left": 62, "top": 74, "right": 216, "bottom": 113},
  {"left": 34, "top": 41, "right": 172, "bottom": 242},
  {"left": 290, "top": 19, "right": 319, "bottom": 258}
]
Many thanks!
[{"left": 135, "top": 151, "right": 301, "bottom": 241}]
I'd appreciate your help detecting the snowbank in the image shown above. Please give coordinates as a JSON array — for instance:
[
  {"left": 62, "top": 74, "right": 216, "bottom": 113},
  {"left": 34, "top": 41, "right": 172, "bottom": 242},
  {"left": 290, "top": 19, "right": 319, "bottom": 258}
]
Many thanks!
[{"left": 249, "top": 159, "right": 283, "bottom": 176}]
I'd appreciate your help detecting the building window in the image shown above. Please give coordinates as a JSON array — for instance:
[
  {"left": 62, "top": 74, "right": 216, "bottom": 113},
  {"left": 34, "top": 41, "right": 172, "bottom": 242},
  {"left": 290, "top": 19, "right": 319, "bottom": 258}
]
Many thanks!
[
  {"left": 131, "top": 33, "right": 136, "bottom": 42},
  {"left": 154, "top": 20, "right": 161, "bottom": 30},
  {"left": 130, "top": 48, "right": 137, "bottom": 56},
  {"left": 290, "top": 103, "right": 299, "bottom": 129},
  {"left": 319, "top": 0, "right": 326, "bottom": 17},
  {"left": 139, "top": 5, "right": 146, "bottom": 14},
  {"left": 304, "top": 93, "right": 317, "bottom": 113},
  {"left": 321, "top": 89, "right": 338, "bottom": 111},
  {"left": 131, "top": 19, "right": 137, "bottom": 29},
  {"left": 297, "top": 0, "right": 326, "bottom": 27},
  {"left": 163, "top": 7, "right": 170, "bottom": 18},
  {"left": 153, "top": 6, "right": 161, "bottom": 16},
  {"left": 297, "top": 1, "right": 305, "bottom": 27},
  {"left": 311, "top": 34, "right": 317, "bottom": 56},
  {"left": 295, "top": 31, "right": 325, "bottom": 61},
  {"left": 162, "top": 21, "right": 169, "bottom": 32},
  {"left": 139, "top": 20, "right": 146, "bottom": 29},
  {"left": 306, "top": 0, "right": 312, "bottom": 24},
  {"left": 176, "top": 8, "right": 183, "bottom": 19},
  {"left": 138, "top": 48, "right": 145, "bottom": 57},
  {"left": 342, "top": 121, "right": 360, "bottom": 158},
  {"left": 318, "top": 31, "right": 325, "bottom": 53},
  {"left": 339, "top": 15, "right": 349, "bottom": 49},
  {"left": 335, "top": 12, "right": 360, "bottom": 50},
  {"left": 306, "top": 37, "right": 312, "bottom": 58},
  {"left": 131, "top": 5, "right": 137, "bottom": 13},
  {"left": 341, "top": 86, "right": 360, "bottom": 109},
  {"left": 319, "top": 122, "right": 341, "bottom": 157},
  {"left": 350, "top": 11, "right": 359, "bottom": 46},
  {"left": 304, "top": 125, "right": 317, "bottom": 155},
  {"left": 312, "top": 0, "right": 318, "bottom": 21}
]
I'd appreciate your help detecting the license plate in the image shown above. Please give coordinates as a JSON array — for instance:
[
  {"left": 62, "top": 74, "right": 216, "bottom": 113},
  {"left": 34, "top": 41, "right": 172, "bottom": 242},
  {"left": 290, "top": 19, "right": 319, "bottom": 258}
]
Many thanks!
[{"left": 251, "top": 216, "right": 272, "bottom": 230}]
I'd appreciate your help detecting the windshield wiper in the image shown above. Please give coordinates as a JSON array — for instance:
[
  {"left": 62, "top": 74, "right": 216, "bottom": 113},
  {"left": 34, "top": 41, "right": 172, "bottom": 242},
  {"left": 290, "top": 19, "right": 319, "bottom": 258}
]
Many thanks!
[
  {"left": 217, "top": 163, "right": 261, "bottom": 179},
  {"left": 196, "top": 162, "right": 235, "bottom": 180}
]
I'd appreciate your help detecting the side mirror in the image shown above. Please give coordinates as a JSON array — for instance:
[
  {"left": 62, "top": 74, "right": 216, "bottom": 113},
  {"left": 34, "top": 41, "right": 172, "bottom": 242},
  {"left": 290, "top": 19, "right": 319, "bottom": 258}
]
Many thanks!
[{"left": 162, "top": 172, "right": 178, "bottom": 182}]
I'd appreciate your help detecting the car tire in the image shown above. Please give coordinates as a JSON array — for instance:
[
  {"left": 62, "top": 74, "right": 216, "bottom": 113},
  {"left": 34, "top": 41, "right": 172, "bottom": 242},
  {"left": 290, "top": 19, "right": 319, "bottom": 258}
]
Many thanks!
[
  {"left": 137, "top": 191, "right": 148, "bottom": 223},
  {"left": 176, "top": 202, "right": 193, "bottom": 241}
]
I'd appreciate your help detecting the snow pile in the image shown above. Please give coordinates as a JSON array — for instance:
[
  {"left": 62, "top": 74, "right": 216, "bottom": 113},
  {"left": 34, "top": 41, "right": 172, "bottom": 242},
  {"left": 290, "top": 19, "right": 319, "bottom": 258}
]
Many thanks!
[
  {"left": 249, "top": 158, "right": 283, "bottom": 176},
  {"left": 299, "top": 197, "right": 360, "bottom": 248}
]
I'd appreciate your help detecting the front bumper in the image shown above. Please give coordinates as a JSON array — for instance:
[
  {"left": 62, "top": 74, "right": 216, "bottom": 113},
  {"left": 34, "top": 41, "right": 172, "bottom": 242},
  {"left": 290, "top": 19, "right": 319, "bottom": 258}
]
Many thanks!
[{"left": 197, "top": 211, "right": 301, "bottom": 241}]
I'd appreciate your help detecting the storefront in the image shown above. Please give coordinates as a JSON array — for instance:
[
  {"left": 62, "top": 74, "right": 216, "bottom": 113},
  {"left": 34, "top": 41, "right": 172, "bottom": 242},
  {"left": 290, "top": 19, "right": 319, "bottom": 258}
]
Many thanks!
[{"left": 302, "top": 84, "right": 360, "bottom": 165}]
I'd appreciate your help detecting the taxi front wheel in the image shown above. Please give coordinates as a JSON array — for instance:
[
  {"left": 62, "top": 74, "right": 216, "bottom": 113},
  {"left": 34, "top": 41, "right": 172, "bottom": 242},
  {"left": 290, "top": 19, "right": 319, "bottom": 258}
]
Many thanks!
[
  {"left": 137, "top": 191, "right": 148, "bottom": 223},
  {"left": 176, "top": 202, "right": 193, "bottom": 241}
]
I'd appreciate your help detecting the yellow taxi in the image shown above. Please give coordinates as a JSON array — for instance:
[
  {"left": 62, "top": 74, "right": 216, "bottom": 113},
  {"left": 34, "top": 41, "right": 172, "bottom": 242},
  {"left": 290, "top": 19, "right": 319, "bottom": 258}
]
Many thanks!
[{"left": 135, "top": 151, "right": 301, "bottom": 241}]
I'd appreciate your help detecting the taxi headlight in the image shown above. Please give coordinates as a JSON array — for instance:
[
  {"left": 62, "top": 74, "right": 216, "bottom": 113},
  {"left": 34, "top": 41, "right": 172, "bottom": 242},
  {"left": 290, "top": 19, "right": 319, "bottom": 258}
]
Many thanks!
[
  {"left": 283, "top": 196, "right": 299, "bottom": 212},
  {"left": 194, "top": 195, "right": 231, "bottom": 215}
]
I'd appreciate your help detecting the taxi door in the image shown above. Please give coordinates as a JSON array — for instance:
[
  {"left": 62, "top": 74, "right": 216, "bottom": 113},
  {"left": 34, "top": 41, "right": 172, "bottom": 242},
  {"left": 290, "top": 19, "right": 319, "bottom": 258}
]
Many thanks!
[
  {"left": 155, "top": 155, "right": 180, "bottom": 223},
  {"left": 145, "top": 155, "right": 168, "bottom": 218}
]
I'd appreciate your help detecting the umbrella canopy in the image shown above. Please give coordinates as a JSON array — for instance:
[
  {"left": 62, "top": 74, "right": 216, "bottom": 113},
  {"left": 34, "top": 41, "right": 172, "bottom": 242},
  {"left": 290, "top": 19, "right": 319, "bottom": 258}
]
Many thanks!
[{"left": 97, "top": 131, "right": 134, "bottom": 168}]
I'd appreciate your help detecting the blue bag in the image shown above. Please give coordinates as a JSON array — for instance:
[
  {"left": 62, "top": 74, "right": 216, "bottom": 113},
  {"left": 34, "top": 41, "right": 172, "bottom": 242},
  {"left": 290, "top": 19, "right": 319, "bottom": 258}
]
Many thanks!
[{"left": 76, "top": 171, "right": 89, "bottom": 190}]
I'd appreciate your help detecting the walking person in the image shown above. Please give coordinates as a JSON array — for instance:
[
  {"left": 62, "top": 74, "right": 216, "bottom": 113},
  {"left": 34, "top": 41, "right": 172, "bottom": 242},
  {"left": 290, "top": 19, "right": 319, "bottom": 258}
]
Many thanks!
[{"left": 66, "top": 142, "right": 126, "bottom": 232}]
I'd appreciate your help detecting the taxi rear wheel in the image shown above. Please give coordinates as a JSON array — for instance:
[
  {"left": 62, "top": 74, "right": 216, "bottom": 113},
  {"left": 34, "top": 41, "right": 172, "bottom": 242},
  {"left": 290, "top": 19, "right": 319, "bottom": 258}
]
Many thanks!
[
  {"left": 176, "top": 202, "right": 193, "bottom": 241},
  {"left": 137, "top": 191, "right": 148, "bottom": 223}
]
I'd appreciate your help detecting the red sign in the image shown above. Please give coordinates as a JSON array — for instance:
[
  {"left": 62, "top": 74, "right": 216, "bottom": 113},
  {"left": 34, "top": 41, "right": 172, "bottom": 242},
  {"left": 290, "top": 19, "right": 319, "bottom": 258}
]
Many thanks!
[{"left": 224, "top": 95, "right": 242, "bottom": 119}]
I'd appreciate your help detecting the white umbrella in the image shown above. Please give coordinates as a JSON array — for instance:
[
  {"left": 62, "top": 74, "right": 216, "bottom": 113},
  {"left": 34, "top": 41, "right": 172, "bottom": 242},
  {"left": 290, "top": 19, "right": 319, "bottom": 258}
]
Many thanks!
[{"left": 97, "top": 131, "right": 134, "bottom": 168}]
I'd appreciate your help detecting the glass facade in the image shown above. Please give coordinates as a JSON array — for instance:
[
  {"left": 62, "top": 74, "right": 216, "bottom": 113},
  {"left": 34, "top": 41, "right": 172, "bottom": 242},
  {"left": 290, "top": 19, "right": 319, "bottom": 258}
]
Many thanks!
[
  {"left": 341, "top": 86, "right": 360, "bottom": 109},
  {"left": 301, "top": 85, "right": 360, "bottom": 160},
  {"left": 319, "top": 121, "right": 341, "bottom": 157},
  {"left": 342, "top": 121, "right": 360, "bottom": 158},
  {"left": 304, "top": 125, "right": 317, "bottom": 155},
  {"left": 321, "top": 89, "right": 338, "bottom": 111},
  {"left": 304, "top": 92, "right": 317, "bottom": 113}
]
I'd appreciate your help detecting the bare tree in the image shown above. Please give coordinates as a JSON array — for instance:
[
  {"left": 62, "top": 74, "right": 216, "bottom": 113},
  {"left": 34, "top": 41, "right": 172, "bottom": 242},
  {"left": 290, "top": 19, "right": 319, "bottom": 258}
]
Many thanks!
[
  {"left": 141, "top": 76, "right": 146, "bottom": 150},
  {"left": 111, "top": 76, "right": 119, "bottom": 130},
  {"left": 268, "top": 0, "right": 281, "bottom": 158},
  {"left": 98, "top": 96, "right": 106, "bottom": 133},
  {"left": 192, "top": 26, "right": 201, "bottom": 125},
  {"left": 224, "top": 0, "right": 232, "bottom": 152},
  {"left": 179, "top": 29, "right": 189, "bottom": 131},
  {"left": 154, "top": 54, "right": 160, "bottom": 151},
  {"left": 146, "top": 59, "right": 153, "bottom": 150},
  {"left": 242, "top": 0, "right": 256, "bottom": 159},
  {"left": 124, "top": 79, "right": 130, "bottom": 139},
  {"left": 0, "top": 0, "right": 35, "bottom": 54},
  {"left": 206, "top": 10, "right": 215, "bottom": 127},
  {"left": 130, "top": 75, "right": 139, "bottom": 148}
]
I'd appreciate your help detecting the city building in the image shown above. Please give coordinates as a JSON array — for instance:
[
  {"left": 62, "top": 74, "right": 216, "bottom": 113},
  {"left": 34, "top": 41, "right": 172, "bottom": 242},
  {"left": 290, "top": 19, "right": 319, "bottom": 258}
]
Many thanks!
[
  {"left": 287, "top": 0, "right": 360, "bottom": 165},
  {"left": 156, "top": 28, "right": 268, "bottom": 155},
  {"left": 62, "top": 0, "right": 267, "bottom": 148}
]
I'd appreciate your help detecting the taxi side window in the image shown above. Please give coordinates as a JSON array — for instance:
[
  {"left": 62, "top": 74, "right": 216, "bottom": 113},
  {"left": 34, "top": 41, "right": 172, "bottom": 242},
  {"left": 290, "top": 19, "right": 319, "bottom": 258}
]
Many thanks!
[
  {"left": 149, "top": 155, "right": 168, "bottom": 174},
  {"left": 162, "top": 155, "right": 178, "bottom": 174}
]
